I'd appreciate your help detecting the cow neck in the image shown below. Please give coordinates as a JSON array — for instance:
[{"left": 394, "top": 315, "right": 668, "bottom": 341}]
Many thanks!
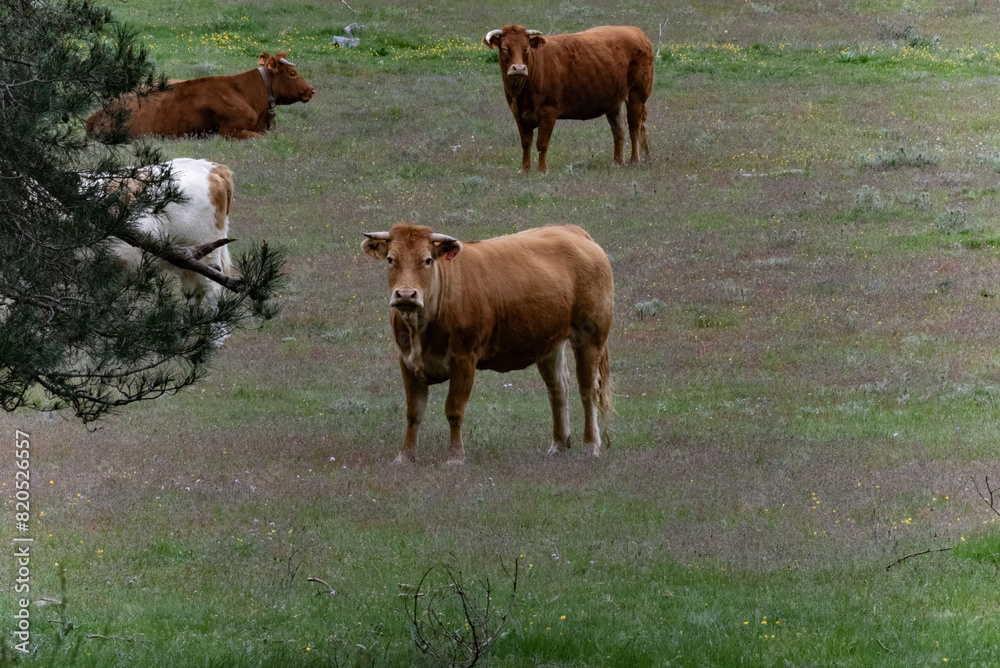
[
  {"left": 256, "top": 66, "right": 277, "bottom": 130},
  {"left": 396, "top": 261, "right": 450, "bottom": 378}
]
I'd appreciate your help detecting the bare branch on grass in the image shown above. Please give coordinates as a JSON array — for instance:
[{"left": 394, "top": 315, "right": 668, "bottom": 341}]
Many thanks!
[
  {"left": 307, "top": 576, "right": 337, "bottom": 595},
  {"left": 402, "top": 557, "right": 519, "bottom": 668},
  {"left": 876, "top": 638, "right": 895, "bottom": 653},
  {"left": 655, "top": 19, "right": 668, "bottom": 60},
  {"left": 971, "top": 475, "right": 1000, "bottom": 518},
  {"left": 280, "top": 547, "right": 304, "bottom": 588},
  {"left": 85, "top": 633, "right": 145, "bottom": 642},
  {"left": 886, "top": 546, "right": 953, "bottom": 571}
]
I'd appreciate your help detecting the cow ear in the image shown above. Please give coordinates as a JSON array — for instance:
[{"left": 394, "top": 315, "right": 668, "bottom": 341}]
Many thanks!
[
  {"left": 529, "top": 34, "right": 547, "bottom": 49},
  {"left": 258, "top": 52, "right": 271, "bottom": 66},
  {"left": 433, "top": 238, "right": 463, "bottom": 261},
  {"left": 362, "top": 238, "right": 388, "bottom": 260}
]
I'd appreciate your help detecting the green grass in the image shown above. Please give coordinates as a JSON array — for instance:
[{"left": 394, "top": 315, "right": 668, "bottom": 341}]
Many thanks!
[{"left": 10, "top": 0, "right": 1000, "bottom": 665}]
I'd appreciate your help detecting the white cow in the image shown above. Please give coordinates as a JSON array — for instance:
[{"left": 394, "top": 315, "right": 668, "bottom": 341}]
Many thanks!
[{"left": 114, "top": 158, "right": 235, "bottom": 311}]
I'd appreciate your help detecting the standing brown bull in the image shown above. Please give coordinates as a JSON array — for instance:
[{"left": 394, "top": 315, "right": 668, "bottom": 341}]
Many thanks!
[
  {"left": 86, "top": 51, "right": 314, "bottom": 140},
  {"left": 362, "top": 224, "right": 614, "bottom": 464},
  {"left": 483, "top": 25, "right": 654, "bottom": 173}
]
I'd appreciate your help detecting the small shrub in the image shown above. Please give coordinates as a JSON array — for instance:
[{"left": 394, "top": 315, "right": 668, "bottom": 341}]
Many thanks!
[
  {"left": 876, "top": 19, "right": 917, "bottom": 41},
  {"left": 876, "top": 20, "right": 939, "bottom": 47},
  {"left": 900, "top": 190, "right": 932, "bottom": 209},
  {"left": 934, "top": 209, "right": 974, "bottom": 234},
  {"left": 836, "top": 50, "right": 869, "bottom": 64},
  {"left": 875, "top": 127, "right": 902, "bottom": 140},
  {"left": 852, "top": 185, "right": 889, "bottom": 212},
  {"left": 695, "top": 313, "right": 736, "bottom": 328},
  {"left": 720, "top": 277, "right": 756, "bottom": 305},
  {"left": 402, "top": 559, "right": 518, "bottom": 668},
  {"left": 635, "top": 298, "right": 667, "bottom": 320},
  {"left": 461, "top": 175, "right": 489, "bottom": 194},
  {"left": 977, "top": 151, "right": 1000, "bottom": 172},
  {"left": 862, "top": 146, "right": 940, "bottom": 170},
  {"left": 192, "top": 61, "right": 220, "bottom": 77}
]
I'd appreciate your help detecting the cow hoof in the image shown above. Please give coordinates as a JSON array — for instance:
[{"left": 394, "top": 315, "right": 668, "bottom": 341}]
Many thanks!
[
  {"left": 445, "top": 457, "right": 465, "bottom": 466},
  {"left": 584, "top": 442, "right": 601, "bottom": 457},
  {"left": 392, "top": 453, "right": 415, "bottom": 466},
  {"left": 546, "top": 441, "right": 571, "bottom": 455}
]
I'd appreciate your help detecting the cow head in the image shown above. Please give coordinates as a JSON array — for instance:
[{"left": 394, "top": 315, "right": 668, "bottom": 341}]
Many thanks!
[
  {"left": 258, "top": 51, "right": 315, "bottom": 104},
  {"left": 363, "top": 225, "right": 463, "bottom": 313},
  {"left": 483, "top": 25, "right": 546, "bottom": 96}
]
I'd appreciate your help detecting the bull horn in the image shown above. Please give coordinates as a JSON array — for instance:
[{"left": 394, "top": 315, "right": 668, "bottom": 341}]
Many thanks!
[
  {"left": 279, "top": 58, "right": 296, "bottom": 66},
  {"left": 363, "top": 231, "right": 390, "bottom": 240},
  {"left": 483, "top": 29, "right": 502, "bottom": 45},
  {"left": 525, "top": 29, "right": 543, "bottom": 36},
  {"left": 430, "top": 233, "right": 457, "bottom": 243}
]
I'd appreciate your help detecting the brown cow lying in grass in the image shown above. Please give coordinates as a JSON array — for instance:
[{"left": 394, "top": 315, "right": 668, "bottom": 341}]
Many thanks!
[
  {"left": 484, "top": 25, "right": 654, "bottom": 173},
  {"left": 86, "top": 51, "right": 314, "bottom": 140},
  {"left": 363, "top": 223, "right": 614, "bottom": 464}
]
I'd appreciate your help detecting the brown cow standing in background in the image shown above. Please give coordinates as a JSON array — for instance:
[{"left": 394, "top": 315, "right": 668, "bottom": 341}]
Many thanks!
[
  {"left": 86, "top": 51, "right": 314, "bottom": 140},
  {"left": 484, "top": 25, "right": 654, "bottom": 173},
  {"left": 362, "top": 224, "right": 614, "bottom": 464}
]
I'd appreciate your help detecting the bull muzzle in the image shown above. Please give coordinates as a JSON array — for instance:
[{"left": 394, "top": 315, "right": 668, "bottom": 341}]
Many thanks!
[
  {"left": 505, "top": 65, "right": 528, "bottom": 96},
  {"left": 506, "top": 64, "right": 528, "bottom": 78},
  {"left": 390, "top": 287, "right": 423, "bottom": 311}
]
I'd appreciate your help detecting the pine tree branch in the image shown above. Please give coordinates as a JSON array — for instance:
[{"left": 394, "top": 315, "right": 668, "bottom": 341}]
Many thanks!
[{"left": 117, "top": 232, "right": 245, "bottom": 293}]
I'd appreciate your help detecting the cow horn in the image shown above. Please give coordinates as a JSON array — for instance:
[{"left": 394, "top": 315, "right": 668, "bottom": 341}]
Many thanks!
[
  {"left": 484, "top": 29, "right": 502, "bottom": 45},
  {"left": 429, "top": 233, "right": 457, "bottom": 243},
  {"left": 279, "top": 58, "right": 296, "bottom": 66},
  {"left": 525, "top": 29, "right": 543, "bottom": 36},
  {"left": 363, "top": 231, "right": 390, "bottom": 240}
]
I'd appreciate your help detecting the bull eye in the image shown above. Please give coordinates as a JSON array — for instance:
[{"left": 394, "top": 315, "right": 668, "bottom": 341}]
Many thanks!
[
  {"left": 423, "top": 257, "right": 432, "bottom": 267},
  {"left": 387, "top": 257, "right": 394, "bottom": 265}
]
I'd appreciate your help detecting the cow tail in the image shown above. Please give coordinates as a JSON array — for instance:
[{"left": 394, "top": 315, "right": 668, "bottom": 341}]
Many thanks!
[{"left": 597, "top": 342, "right": 614, "bottom": 445}]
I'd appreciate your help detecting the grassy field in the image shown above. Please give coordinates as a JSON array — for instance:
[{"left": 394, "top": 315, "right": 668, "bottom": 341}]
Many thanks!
[{"left": 7, "top": 0, "right": 1000, "bottom": 664}]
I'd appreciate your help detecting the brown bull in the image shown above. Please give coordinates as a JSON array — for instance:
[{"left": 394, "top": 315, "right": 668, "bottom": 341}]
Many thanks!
[
  {"left": 86, "top": 51, "right": 314, "bottom": 140},
  {"left": 484, "top": 25, "right": 654, "bottom": 173},
  {"left": 363, "top": 224, "right": 614, "bottom": 464}
]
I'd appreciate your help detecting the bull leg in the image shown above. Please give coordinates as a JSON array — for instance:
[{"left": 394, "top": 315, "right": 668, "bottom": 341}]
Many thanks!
[
  {"left": 396, "top": 359, "right": 428, "bottom": 464},
  {"left": 572, "top": 341, "right": 603, "bottom": 456},
  {"left": 536, "top": 341, "right": 571, "bottom": 454},
  {"left": 606, "top": 103, "right": 626, "bottom": 165},
  {"left": 219, "top": 105, "right": 264, "bottom": 140},
  {"left": 178, "top": 269, "right": 205, "bottom": 309},
  {"left": 535, "top": 115, "right": 557, "bottom": 174},
  {"left": 219, "top": 128, "right": 262, "bottom": 140},
  {"left": 627, "top": 91, "right": 650, "bottom": 164},
  {"left": 517, "top": 122, "right": 535, "bottom": 174},
  {"left": 444, "top": 361, "right": 476, "bottom": 465}
]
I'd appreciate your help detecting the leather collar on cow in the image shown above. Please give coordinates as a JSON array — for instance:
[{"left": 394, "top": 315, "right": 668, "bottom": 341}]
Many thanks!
[{"left": 257, "top": 66, "right": 277, "bottom": 131}]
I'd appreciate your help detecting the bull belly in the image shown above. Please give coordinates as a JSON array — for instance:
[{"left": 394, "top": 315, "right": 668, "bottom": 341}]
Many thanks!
[
  {"left": 476, "top": 357, "right": 538, "bottom": 373},
  {"left": 560, "top": 102, "right": 620, "bottom": 121},
  {"left": 477, "top": 344, "right": 559, "bottom": 372}
]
